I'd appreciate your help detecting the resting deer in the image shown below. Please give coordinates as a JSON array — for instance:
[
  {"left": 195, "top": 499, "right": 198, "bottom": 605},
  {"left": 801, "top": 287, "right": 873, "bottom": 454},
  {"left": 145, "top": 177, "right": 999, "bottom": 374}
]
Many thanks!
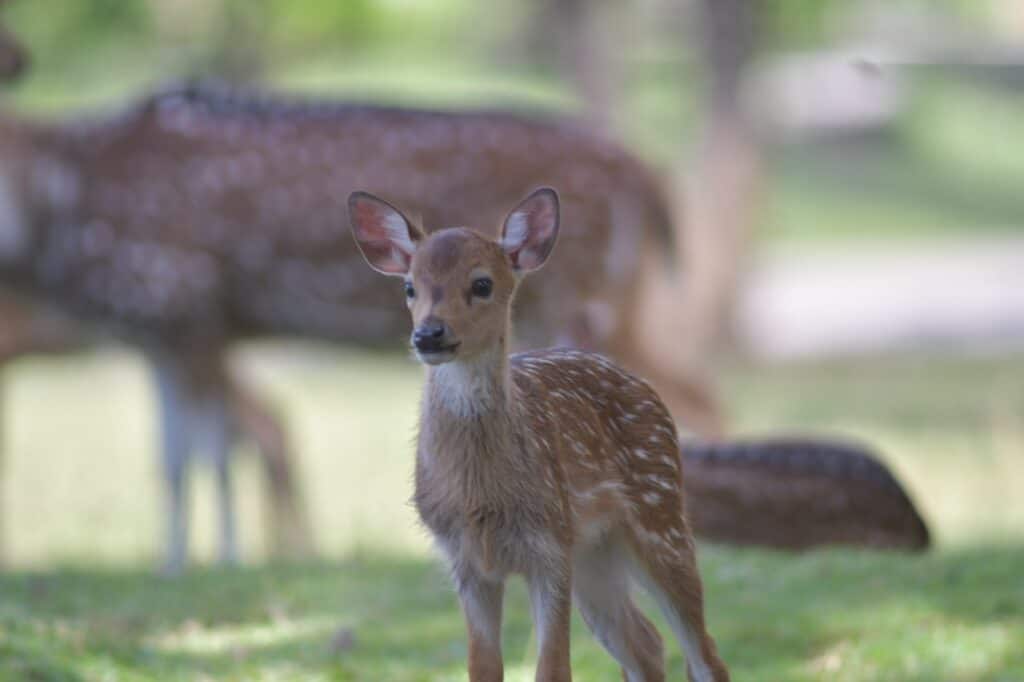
[{"left": 350, "top": 187, "right": 730, "bottom": 681}]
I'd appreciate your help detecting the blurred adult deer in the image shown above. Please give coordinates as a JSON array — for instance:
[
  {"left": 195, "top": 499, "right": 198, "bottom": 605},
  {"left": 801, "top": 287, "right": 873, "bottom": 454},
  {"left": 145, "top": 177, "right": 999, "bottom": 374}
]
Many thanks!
[
  {"left": 350, "top": 187, "right": 729, "bottom": 681},
  {"left": 0, "top": 290, "right": 314, "bottom": 565},
  {"left": 0, "top": 83, "right": 720, "bottom": 571},
  {"left": 0, "top": 77, "right": 931, "bottom": 570},
  {"left": 0, "top": 19, "right": 315, "bottom": 566}
]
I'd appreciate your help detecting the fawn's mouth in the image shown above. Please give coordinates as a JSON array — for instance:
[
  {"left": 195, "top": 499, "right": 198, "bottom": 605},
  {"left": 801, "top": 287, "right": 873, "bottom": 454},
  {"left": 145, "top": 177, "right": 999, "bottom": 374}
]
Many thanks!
[{"left": 416, "top": 342, "right": 461, "bottom": 365}]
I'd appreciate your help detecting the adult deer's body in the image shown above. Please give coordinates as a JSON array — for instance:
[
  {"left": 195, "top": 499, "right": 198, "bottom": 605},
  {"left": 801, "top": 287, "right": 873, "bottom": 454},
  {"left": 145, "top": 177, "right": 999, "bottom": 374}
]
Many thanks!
[
  {"left": 350, "top": 187, "right": 729, "bottom": 681},
  {"left": 0, "top": 84, "right": 930, "bottom": 568},
  {"left": 0, "top": 84, "right": 714, "bottom": 570}
]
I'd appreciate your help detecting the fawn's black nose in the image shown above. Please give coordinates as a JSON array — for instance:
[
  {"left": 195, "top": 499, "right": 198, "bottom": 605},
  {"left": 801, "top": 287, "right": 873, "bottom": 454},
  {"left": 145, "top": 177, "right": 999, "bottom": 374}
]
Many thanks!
[{"left": 413, "top": 320, "right": 448, "bottom": 352}]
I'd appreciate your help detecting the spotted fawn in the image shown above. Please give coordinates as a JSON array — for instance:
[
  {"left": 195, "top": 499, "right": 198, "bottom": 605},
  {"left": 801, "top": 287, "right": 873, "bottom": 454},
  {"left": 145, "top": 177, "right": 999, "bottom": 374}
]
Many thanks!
[{"left": 349, "top": 187, "right": 730, "bottom": 681}]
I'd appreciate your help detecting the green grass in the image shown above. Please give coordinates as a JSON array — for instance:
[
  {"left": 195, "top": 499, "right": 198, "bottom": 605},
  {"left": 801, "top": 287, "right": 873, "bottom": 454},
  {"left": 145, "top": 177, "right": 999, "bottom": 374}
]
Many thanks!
[
  {"left": 2, "top": 548, "right": 1022, "bottom": 681},
  {"left": 1, "top": 348, "right": 1023, "bottom": 680}
]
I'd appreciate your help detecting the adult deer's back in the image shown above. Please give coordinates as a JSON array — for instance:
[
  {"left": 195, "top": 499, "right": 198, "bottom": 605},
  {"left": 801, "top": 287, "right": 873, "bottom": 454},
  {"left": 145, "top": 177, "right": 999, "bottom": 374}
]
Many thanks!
[
  {"left": 0, "top": 86, "right": 930, "bottom": 566},
  {"left": 19, "top": 87, "right": 662, "bottom": 336},
  {"left": 8, "top": 87, "right": 708, "bottom": 417},
  {"left": 0, "top": 85, "right": 716, "bottom": 569}
]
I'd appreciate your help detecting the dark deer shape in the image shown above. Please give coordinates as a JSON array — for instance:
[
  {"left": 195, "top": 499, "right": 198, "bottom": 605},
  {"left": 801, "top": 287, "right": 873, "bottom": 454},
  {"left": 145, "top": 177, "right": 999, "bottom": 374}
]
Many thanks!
[
  {"left": 0, "top": 83, "right": 715, "bottom": 571},
  {"left": 0, "top": 78, "right": 929, "bottom": 569}
]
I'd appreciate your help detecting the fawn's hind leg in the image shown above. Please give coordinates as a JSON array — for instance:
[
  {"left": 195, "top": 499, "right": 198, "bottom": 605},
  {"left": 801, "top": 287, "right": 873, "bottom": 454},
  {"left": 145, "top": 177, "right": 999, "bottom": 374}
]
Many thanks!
[
  {"left": 574, "top": 536, "right": 665, "bottom": 681},
  {"left": 625, "top": 525, "right": 729, "bottom": 682}
]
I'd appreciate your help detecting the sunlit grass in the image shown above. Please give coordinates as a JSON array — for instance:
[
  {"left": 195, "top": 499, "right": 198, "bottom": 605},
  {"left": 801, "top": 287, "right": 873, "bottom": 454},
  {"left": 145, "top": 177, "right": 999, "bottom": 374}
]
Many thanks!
[{"left": 1, "top": 549, "right": 1021, "bottom": 680}]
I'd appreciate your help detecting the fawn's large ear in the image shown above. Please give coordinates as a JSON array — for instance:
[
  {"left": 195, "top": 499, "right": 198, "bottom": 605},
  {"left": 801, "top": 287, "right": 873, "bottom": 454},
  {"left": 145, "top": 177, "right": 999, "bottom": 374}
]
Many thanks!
[
  {"left": 348, "top": 191, "right": 425, "bottom": 276},
  {"left": 500, "top": 187, "right": 560, "bottom": 273}
]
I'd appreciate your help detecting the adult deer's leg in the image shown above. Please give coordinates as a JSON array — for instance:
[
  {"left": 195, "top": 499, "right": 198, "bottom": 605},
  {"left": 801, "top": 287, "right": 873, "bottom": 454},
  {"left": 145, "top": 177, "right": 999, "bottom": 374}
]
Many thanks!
[
  {"left": 191, "top": 352, "right": 239, "bottom": 565},
  {"left": 151, "top": 348, "right": 240, "bottom": 569},
  {"left": 226, "top": 376, "right": 314, "bottom": 558},
  {"left": 199, "top": 392, "right": 238, "bottom": 565},
  {"left": 150, "top": 354, "right": 194, "bottom": 574}
]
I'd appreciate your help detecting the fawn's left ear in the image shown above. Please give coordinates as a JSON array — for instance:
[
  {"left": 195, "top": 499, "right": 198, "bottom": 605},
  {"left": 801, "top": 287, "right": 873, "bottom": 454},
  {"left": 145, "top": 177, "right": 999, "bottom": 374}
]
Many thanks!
[
  {"left": 500, "top": 187, "right": 560, "bottom": 273},
  {"left": 348, "top": 191, "right": 425, "bottom": 276}
]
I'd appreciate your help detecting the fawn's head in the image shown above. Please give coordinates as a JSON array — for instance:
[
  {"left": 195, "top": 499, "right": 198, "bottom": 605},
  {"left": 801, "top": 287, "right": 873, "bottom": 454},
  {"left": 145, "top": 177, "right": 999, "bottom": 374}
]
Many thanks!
[{"left": 349, "top": 188, "right": 559, "bottom": 365}]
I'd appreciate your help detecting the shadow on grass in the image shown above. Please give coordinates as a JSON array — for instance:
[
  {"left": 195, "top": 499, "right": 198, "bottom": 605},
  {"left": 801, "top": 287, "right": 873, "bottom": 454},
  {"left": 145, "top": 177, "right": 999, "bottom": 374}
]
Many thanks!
[{"left": 1, "top": 546, "right": 1022, "bottom": 680}]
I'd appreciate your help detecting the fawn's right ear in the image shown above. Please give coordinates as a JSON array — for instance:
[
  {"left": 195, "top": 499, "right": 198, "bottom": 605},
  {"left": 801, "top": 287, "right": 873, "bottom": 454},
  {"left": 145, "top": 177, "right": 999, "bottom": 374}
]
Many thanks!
[
  {"left": 500, "top": 187, "right": 560, "bottom": 273},
  {"left": 348, "top": 191, "right": 425, "bottom": 276}
]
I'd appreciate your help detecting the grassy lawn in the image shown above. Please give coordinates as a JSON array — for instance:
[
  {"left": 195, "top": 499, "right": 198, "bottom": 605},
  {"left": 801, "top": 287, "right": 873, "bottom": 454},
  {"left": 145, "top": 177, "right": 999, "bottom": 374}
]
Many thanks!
[
  {"left": 1, "top": 348, "right": 1022, "bottom": 680},
  {"left": 4, "top": 548, "right": 1022, "bottom": 681}
]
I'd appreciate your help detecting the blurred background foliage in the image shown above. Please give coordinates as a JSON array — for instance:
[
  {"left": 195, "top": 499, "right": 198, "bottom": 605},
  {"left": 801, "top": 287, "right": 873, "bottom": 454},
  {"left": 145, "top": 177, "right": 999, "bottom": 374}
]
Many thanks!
[{"left": 5, "top": 0, "right": 1024, "bottom": 246}]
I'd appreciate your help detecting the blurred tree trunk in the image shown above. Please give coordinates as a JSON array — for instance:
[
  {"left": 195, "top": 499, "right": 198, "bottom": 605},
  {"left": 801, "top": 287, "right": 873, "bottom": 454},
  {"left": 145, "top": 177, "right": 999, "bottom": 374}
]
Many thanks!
[
  {"left": 146, "top": 0, "right": 267, "bottom": 83},
  {"left": 534, "top": 0, "right": 621, "bottom": 132},
  {"left": 677, "top": 0, "right": 765, "bottom": 369},
  {"left": 208, "top": 0, "right": 268, "bottom": 83}
]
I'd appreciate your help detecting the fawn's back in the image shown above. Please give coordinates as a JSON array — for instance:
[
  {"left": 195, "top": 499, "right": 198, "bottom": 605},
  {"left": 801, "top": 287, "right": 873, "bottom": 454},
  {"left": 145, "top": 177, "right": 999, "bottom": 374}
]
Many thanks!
[{"left": 513, "top": 348, "right": 688, "bottom": 541}]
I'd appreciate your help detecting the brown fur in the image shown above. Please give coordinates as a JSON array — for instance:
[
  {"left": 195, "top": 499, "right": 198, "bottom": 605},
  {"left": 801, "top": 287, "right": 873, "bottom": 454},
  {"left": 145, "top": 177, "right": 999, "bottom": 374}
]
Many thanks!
[
  {"left": 351, "top": 190, "right": 729, "bottom": 681},
  {"left": 0, "top": 77, "right": 931, "bottom": 562},
  {"left": 0, "top": 83, "right": 719, "bottom": 567},
  {"left": 0, "top": 82, "right": 722, "bottom": 434}
]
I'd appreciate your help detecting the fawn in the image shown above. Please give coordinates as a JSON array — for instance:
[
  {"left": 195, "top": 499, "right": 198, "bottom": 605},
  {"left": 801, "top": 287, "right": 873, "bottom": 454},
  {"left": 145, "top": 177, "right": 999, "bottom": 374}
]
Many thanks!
[{"left": 349, "top": 187, "right": 730, "bottom": 681}]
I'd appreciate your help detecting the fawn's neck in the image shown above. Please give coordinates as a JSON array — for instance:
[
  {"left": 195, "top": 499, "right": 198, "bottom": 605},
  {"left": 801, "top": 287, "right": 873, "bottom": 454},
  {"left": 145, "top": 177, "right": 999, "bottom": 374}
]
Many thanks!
[
  {"left": 418, "top": 337, "right": 543, "bottom": 515},
  {"left": 425, "top": 342, "right": 514, "bottom": 421},
  {"left": 420, "top": 336, "right": 531, "bottom": 468}
]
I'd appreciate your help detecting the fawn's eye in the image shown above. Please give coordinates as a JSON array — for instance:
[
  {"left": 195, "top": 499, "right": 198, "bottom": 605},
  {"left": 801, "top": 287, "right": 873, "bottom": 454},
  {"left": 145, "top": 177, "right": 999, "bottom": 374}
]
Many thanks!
[
  {"left": 471, "top": 277, "right": 493, "bottom": 299},
  {"left": 404, "top": 281, "right": 416, "bottom": 299}
]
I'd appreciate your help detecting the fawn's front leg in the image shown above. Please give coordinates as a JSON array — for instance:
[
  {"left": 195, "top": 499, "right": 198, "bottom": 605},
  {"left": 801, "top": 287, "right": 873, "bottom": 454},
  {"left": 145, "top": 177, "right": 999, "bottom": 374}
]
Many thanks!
[
  {"left": 455, "top": 568, "right": 506, "bottom": 681},
  {"left": 527, "top": 563, "right": 573, "bottom": 682}
]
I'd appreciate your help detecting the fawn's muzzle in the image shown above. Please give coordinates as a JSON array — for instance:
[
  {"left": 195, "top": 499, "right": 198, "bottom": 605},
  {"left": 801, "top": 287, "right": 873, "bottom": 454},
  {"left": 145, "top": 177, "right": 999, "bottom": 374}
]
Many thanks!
[{"left": 413, "top": 321, "right": 453, "bottom": 353}]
